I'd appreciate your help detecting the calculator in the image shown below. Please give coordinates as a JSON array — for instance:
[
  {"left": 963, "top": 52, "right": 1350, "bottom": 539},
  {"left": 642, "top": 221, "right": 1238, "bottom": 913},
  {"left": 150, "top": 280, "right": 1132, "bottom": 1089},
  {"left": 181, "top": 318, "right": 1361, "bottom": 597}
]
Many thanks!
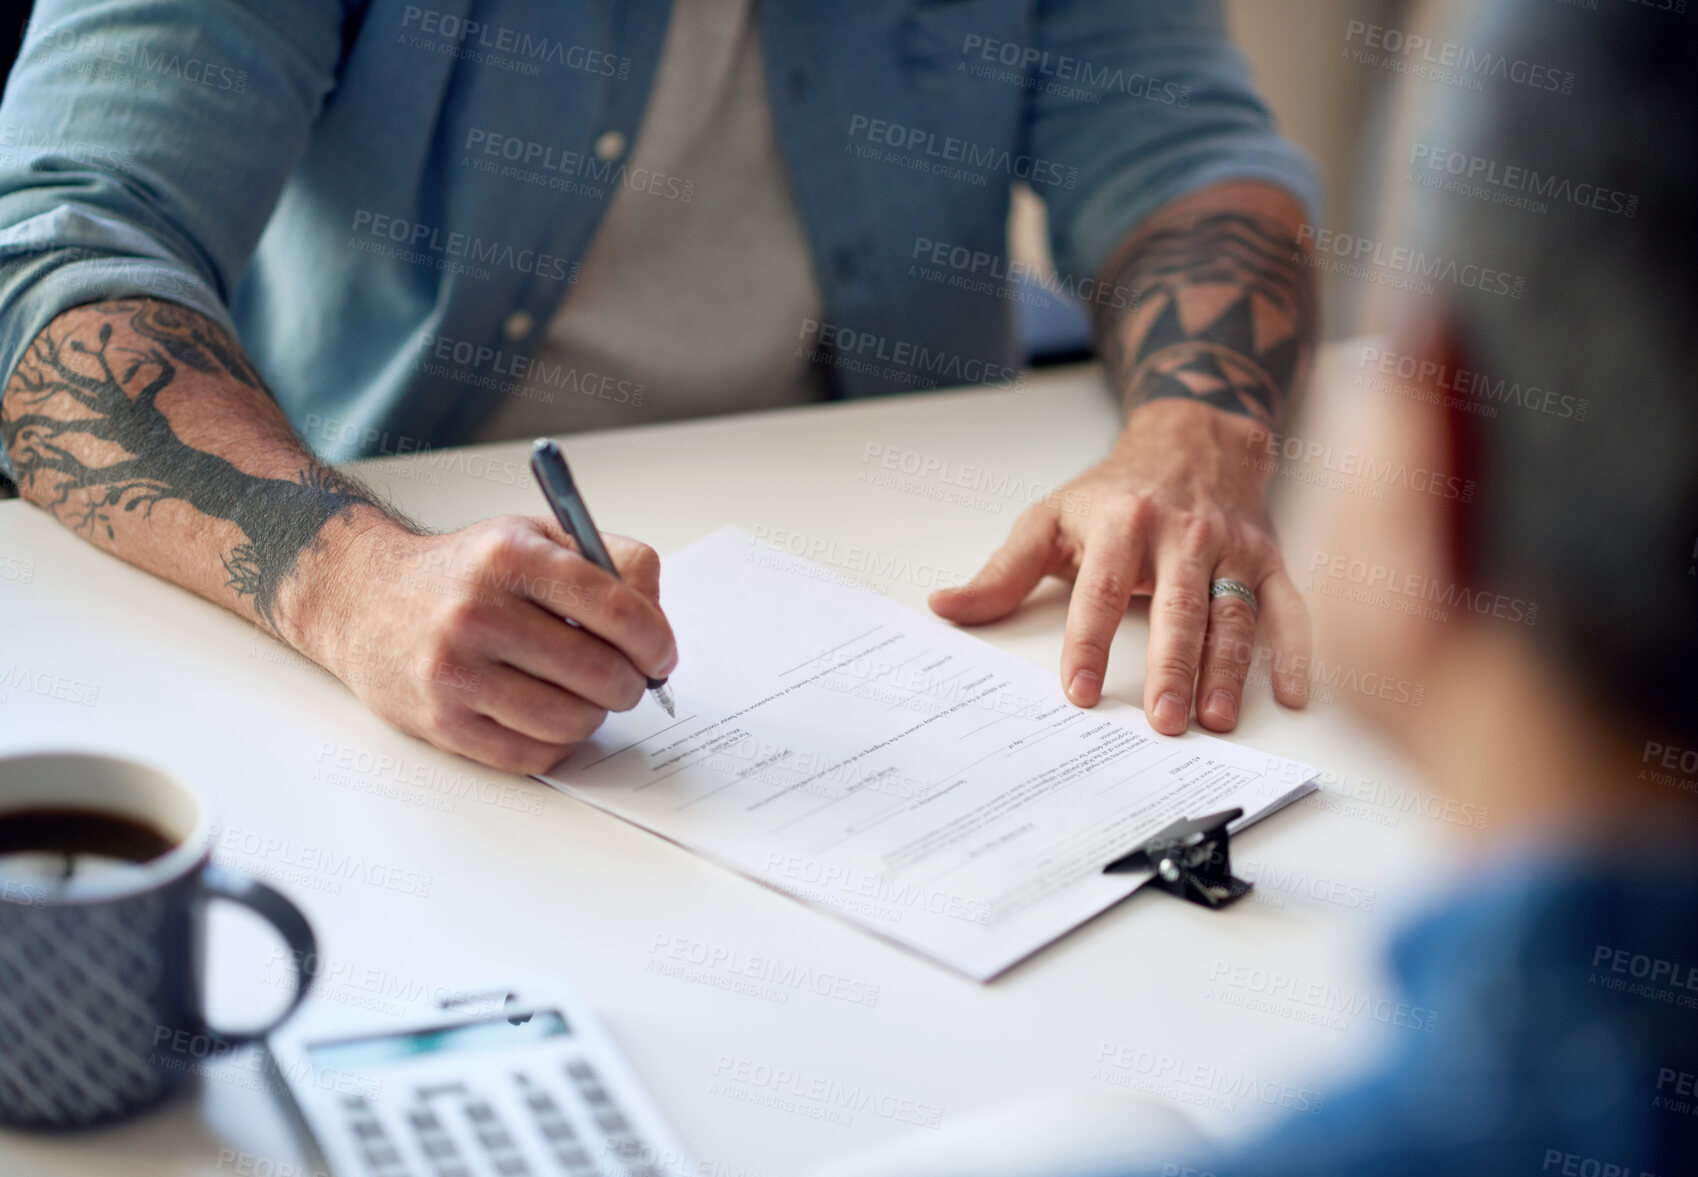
[{"left": 266, "top": 978, "right": 690, "bottom": 1177}]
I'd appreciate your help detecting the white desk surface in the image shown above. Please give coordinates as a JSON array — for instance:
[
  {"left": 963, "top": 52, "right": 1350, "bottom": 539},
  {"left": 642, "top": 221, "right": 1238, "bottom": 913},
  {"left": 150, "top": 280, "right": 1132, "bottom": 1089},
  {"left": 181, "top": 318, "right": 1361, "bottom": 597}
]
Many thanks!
[{"left": 0, "top": 342, "right": 1473, "bottom": 1176}]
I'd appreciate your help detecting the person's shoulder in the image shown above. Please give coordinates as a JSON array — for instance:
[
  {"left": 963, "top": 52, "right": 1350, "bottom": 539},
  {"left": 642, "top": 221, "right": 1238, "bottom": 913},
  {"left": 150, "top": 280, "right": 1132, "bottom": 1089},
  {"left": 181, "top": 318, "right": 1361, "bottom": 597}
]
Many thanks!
[
  {"left": 1209, "top": 847, "right": 1698, "bottom": 1177},
  {"left": 1390, "top": 842, "right": 1698, "bottom": 1106},
  {"left": 1393, "top": 837, "right": 1698, "bottom": 968}
]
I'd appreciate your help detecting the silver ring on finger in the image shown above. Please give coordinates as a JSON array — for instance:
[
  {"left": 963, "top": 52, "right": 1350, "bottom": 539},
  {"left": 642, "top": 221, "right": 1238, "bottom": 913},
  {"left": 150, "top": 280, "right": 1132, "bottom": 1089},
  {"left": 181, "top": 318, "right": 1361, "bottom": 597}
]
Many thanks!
[{"left": 1209, "top": 577, "right": 1258, "bottom": 618}]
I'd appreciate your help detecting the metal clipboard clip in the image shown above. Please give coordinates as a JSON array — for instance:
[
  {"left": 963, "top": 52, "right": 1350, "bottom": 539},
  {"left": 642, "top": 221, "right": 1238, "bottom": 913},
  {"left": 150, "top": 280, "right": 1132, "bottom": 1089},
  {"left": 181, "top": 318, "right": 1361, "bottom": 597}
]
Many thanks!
[{"left": 1102, "top": 807, "right": 1251, "bottom": 910}]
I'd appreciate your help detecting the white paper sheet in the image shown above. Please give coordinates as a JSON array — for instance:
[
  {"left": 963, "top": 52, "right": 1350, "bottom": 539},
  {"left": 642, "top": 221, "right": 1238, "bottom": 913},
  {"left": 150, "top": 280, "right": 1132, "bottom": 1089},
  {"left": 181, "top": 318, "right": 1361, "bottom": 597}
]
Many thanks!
[{"left": 541, "top": 528, "right": 1317, "bottom": 980}]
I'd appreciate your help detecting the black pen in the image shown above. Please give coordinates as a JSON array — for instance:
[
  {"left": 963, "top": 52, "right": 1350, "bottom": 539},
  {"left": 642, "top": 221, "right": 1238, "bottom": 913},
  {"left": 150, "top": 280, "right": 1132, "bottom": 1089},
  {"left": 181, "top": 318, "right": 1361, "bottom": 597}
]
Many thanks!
[{"left": 529, "top": 438, "right": 676, "bottom": 717}]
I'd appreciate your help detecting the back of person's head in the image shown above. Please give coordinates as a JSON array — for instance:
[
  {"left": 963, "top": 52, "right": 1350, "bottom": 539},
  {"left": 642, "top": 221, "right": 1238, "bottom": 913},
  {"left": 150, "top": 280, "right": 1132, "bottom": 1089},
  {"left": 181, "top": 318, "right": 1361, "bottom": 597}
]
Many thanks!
[{"left": 1406, "top": 0, "right": 1698, "bottom": 751}]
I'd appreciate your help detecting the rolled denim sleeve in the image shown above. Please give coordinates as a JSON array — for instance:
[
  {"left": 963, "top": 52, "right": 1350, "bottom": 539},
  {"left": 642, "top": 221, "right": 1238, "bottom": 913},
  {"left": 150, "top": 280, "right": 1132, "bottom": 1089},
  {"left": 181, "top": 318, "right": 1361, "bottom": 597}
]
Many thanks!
[
  {"left": 0, "top": 0, "right": 346, "bottom": 481},
  {"left": 1027, "top": 0, "right": 1322, "bottom": 284}
]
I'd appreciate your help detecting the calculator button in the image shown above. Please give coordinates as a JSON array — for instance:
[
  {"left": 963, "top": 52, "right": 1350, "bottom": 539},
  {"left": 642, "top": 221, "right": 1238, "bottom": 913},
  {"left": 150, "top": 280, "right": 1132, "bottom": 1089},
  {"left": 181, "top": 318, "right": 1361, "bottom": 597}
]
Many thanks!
[
  {"left": 621, "top": 1145, "right": 663, "bottom": 1171},
  {"left": 417, "top": 1082, "right": 469, "bottom": 1098},
  {"left": 555, "top": 1149, "right": 594, "bottom": 1174},
  {"left": 539, "top": 1118, "right": 576, "bottom": 1142}
]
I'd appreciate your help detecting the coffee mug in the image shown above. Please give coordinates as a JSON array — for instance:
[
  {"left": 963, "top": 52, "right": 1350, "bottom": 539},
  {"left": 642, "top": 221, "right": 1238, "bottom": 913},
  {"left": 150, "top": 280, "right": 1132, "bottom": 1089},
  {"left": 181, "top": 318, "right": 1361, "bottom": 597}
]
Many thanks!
[{"left": 0, "top": 751, "right": 317, "bottom": 1129}]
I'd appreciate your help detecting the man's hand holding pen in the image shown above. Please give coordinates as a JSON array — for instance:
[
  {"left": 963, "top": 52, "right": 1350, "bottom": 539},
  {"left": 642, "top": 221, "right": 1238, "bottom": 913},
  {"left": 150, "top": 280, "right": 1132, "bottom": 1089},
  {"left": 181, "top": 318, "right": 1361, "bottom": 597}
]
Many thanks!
[{"left": 303, "top": 516, "right": 677, "bottom": 775}]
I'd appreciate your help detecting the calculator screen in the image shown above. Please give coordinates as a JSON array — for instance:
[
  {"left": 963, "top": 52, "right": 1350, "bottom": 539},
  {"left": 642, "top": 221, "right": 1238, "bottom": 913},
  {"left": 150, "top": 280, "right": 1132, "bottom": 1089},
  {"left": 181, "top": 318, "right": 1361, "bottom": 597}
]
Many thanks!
[{"left": 307, "top": 1011, "right": 570, "bottom": 1072}]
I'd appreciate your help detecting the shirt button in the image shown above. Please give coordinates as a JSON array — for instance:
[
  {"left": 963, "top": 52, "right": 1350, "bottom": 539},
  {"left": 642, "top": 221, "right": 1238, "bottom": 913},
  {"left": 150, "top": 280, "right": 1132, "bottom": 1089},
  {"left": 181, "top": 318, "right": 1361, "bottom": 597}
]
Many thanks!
[
  {"left": 593, "top": 130, "right": 627, "bottom": 161},
  {"left": 502, "top": 311, "right": 534, "bottom": 340}
]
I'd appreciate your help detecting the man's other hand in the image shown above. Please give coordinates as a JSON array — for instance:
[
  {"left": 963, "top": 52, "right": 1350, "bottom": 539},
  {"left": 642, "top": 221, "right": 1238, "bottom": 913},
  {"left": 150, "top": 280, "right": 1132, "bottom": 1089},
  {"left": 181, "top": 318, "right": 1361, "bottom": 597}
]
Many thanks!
[{"left": 929, "top": 400, "right": 1310, "bottom": 735}]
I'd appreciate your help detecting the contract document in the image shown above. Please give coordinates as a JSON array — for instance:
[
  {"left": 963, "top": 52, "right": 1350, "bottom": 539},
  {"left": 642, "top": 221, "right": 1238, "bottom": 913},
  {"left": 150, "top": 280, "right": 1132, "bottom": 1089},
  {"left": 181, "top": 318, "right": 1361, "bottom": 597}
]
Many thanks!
[{"left": 541, "top": 528, "right": 1318, "bottom": 980}]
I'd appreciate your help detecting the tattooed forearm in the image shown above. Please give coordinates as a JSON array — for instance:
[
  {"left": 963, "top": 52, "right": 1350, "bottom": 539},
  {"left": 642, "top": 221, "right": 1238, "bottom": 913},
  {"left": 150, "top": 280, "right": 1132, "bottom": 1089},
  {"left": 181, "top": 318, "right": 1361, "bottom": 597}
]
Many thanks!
[
  {"left": 0, "top": 299, "right": 380, "bottom": 634},
  {"left": 121, "top": 298, "right": 265, "bottom": 390},
  {"left": 1096, "top": 209, "right": 1315, "bottom": 426}
]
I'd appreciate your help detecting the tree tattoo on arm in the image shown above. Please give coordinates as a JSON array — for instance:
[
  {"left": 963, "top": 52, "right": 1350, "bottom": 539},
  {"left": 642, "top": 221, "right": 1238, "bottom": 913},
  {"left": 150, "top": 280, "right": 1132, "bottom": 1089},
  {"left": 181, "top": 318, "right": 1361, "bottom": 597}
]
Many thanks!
[
  {"left": 1096, "top": 212, "right": 1315, "bottom": 426},
  {"left": 0, "top": 300, "right": 380, "bottom": 634}
]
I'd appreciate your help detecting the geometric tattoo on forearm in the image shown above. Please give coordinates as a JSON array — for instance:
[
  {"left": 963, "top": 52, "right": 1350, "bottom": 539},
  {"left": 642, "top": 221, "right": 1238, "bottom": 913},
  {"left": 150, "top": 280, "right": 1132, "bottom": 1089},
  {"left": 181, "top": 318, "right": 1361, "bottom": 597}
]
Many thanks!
[{"left": 1096, "top": 212, "right": 1316, "bottom": 426}]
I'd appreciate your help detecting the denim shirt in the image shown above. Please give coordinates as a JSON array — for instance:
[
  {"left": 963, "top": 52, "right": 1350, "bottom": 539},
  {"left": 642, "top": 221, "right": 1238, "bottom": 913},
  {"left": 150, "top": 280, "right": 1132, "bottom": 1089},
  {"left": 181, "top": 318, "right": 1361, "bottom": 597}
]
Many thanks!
[
  {"left": 1106, "top": 845, "right": 1698, "bottom": 1177},
  {"left": 0, "top": 0, "right": 1317, "bottom": 477}
]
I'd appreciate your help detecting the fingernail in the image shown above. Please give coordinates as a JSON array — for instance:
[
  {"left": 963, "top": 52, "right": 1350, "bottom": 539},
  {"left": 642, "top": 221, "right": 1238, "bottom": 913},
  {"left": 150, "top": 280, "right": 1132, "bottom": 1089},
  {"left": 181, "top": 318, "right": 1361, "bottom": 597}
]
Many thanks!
[
  {"left": 1154, "top": 692, "right": 1187, "bottom": 731},
  {"left": 1067, "top": 669, "right": 1101, "bottom": 705},
  {"left": 660, "top": 648, "right": 679, "bottom": 676},
  {"left": 1205, "top": 690, "right": 1238, "bottom": 726}
]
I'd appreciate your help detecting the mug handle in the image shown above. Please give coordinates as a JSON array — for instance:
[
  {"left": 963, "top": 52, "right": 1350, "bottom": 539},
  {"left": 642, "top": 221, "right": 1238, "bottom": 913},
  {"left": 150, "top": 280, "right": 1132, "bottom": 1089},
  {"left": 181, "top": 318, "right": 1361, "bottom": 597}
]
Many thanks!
[{"left": 195, "top": 863, "right": 318, "bottom": 1047}]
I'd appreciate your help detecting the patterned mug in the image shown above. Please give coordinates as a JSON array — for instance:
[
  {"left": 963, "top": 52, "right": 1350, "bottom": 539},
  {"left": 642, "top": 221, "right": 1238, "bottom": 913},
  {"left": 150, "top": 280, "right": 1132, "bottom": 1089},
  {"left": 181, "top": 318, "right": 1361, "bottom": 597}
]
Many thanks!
[{"left": 0, "top": 751, "right": 316, "bottom": 1128}]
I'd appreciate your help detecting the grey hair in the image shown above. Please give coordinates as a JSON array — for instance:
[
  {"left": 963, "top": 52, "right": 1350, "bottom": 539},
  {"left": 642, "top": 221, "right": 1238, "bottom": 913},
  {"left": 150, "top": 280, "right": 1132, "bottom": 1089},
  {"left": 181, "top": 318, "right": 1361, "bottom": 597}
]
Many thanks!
[{"left": 1406, "top": 0, "right": 1698, "bottom": 747}]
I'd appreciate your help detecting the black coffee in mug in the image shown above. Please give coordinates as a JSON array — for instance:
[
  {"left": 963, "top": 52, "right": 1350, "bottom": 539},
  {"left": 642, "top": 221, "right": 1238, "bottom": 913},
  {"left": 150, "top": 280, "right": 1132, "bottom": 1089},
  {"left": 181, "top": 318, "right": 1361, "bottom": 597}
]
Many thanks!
[
  {"left": 0, "top": 753, "right": 318, "bottom": 1129},
  {"left": 0, "top": 808, "right": 178, "bottom": 882}
]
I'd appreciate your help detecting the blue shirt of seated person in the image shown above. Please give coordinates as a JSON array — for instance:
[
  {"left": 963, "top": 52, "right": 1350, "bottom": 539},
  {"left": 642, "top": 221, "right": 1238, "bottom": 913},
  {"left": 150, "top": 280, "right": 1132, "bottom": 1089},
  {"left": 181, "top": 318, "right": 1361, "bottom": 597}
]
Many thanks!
[{"left": 1111, "top": 846, "right": 1698, "bottom": 1177}]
